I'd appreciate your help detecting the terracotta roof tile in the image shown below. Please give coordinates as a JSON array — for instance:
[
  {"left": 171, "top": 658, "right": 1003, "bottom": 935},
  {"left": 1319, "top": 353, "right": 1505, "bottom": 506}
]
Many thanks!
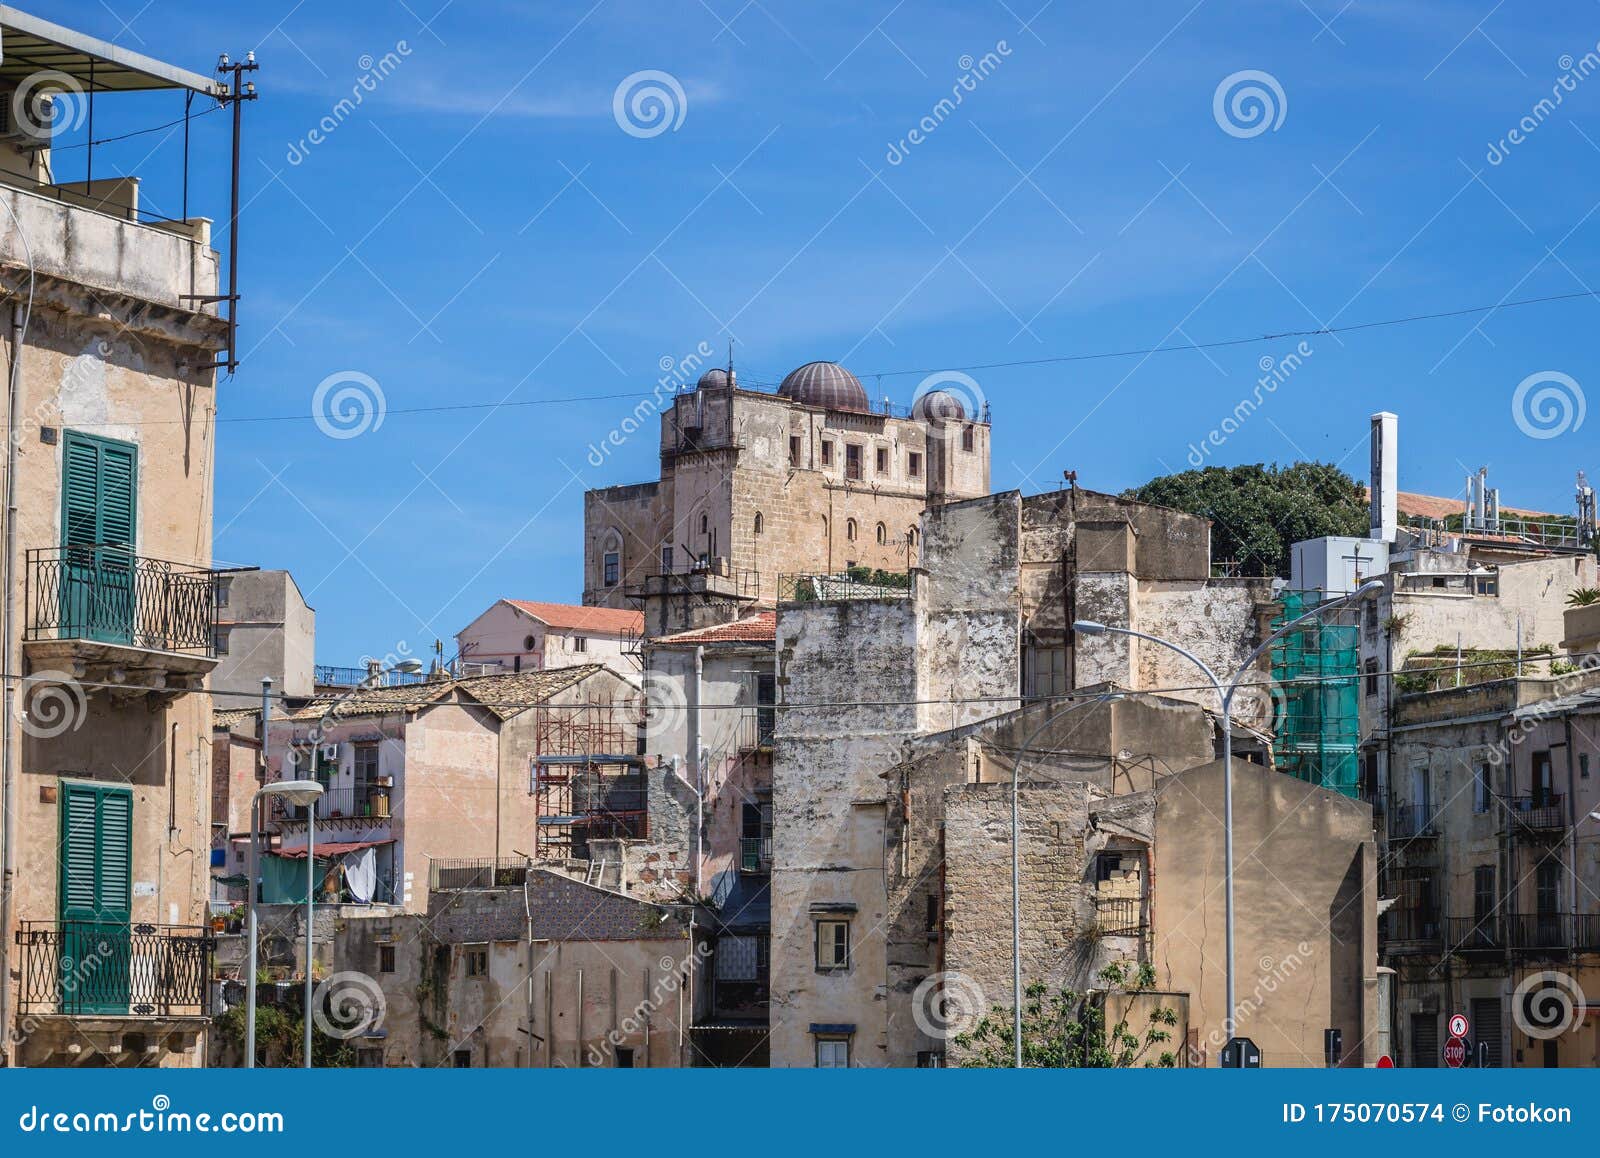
[
  {"left": 285, "top": 664, "right": 613, "bottom": 723},
  {"left": 505, "top": 600, "right": 643, "bottom": 634},
  {"left": 652, "top": 612, "right": 776, "bottom": 645}
]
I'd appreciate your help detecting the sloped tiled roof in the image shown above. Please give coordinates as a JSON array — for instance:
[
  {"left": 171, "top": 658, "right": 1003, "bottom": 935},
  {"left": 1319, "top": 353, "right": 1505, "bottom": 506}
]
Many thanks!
[
  {"left": 284, "top": 664, "right": 613, "bottom": 722},
  {"left": 652, "top": 612, "right": 776, "bottom": 646},
  {"left": 213, "top": 707, "right": 260, "bottom": 729},
  {"left": 506, "top": 600, "right": 643, "bottom": 634}
]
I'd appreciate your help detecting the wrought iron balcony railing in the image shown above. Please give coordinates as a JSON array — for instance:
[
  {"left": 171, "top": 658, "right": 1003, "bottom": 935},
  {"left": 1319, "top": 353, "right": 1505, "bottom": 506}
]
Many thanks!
[
  {"left": 1505, "top": 795, "right": 1566, "bottom": 831},
  {"left": 1447, "top": 915, "right": 1505, "bottom": 953},
  {"left": 1506, "top": 912, "right": 1600, "bottom": 953},
  {"left": 271, "top": 784, "right": 394, "bottom": 823},
  {"left": 429, "top": 857, "right": 529, "bottom": 891},
  {"left": 25, "top": 545, "right": 219, "bottom": 655},
  {"left": 1387, "top": 804, "right": 1438, "bottom": 840},
  {"left": 736, "top": 708, "right": 775, "bottom": 751},
  {"left": 740, "top": 836, "right": 773, "bottom": 873},
  {"left": 1381, "top": 909, "right": 1442, "bottom": 953},
  {"left": 15, "top": 920, "right": 214, "bottom": 1016},
  {"left": 777, "top": 569, "right": 912, "bottom": 604}
]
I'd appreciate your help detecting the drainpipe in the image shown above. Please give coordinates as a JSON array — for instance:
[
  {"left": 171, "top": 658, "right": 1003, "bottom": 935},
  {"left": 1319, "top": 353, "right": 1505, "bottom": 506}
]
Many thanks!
[
  {"left": 0, "top": 303, "right": 23, "bottom": 1063},
  {"left": 1564, "top": 711, "right": 1579, "bottom": 952},
  {"left": 688, "top": 646, "right": 704, "bottom": 897}
]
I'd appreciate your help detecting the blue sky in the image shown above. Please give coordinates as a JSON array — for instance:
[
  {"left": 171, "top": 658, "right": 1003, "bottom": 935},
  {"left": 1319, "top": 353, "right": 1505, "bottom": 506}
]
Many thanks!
[{"left": 48, "top": 0, "right": 1600, "bottom": 665}]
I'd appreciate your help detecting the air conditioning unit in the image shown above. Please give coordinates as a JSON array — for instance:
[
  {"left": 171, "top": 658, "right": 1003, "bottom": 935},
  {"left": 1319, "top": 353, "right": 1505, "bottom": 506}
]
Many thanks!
[
  {"left": 0, "top": 90, "right": 57, "bottom": 149},
  {"left": 322, "top": 744, "right": 341, "bottom": 762}
]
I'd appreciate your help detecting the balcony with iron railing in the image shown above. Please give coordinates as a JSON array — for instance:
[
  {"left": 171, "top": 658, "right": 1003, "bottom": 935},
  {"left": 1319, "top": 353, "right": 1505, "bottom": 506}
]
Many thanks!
[
  {"left": 429, "top": 857, "right": 531, "bottom": 891},
  {"left": 736, "top": 708, "right": 776, "bottom": 752},
  {"left": 15, "top": 921, "right": 214, "bottom": 1017},
  {"left": 271, "top": 784, "right": 395, "bottom": 824},
  {"left": 1381, "top": 908, "right": 1442, "bottom": 954},
  {"left": 1387, "top": 804, "right": 1439, "bottom": 841},
  {"left": 314, "top": 664, "right": 429, "bottom": 689},
  {"left": 1505, "top": 912, "right": 1600, "bottom": 954},
  {"left": 1447, "top": 915, "right": 1506, "bottom": 955},
  {"left": 1505, "top": 795, "right": 1566, "bottom": 832},
  {"left": 777, "top": 569, "right": 913, "bottom": 605},
  {"left": 740, "top": 836, "right": 773, "bottom": 873}
]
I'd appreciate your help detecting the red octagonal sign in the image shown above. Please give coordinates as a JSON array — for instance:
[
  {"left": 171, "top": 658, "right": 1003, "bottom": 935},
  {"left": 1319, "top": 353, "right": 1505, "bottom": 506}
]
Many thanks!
[{"left": 1443, "top": 1036, "right": 1467, "bottom": 1067}]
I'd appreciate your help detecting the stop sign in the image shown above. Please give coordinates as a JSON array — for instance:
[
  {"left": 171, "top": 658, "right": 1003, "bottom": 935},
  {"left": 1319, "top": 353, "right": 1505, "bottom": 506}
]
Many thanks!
[{"left": 1443, "top": 1036, "right": 1467, "bottom": 1067}]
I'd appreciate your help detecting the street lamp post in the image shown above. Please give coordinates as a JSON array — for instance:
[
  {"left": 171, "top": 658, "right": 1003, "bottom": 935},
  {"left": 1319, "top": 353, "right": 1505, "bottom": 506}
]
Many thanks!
[
  {"left": 245, "top": 777, "right": 324, "bottom": 1069},
  {"left": 1011, "top": 691, "right": 1122, "bottom": 1067},
  {"left": 1072, "top": 579, "right": 1381, "bottom": 1055}
]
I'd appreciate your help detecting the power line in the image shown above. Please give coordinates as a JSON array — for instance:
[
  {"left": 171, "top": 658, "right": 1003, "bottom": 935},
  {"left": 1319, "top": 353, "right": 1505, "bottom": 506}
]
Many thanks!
[{"left": 66, "top": 283, "right": 1600, "bottom": 429}]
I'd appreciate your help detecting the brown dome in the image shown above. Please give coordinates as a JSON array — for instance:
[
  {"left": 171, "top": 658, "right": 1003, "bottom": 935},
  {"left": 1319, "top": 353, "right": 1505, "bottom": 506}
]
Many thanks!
[
  {"left": 913, "top": 390, "right": 966, "bottom": 423},
  {"left": 778, "top": 361, "right": 869, "bottom": 412}
]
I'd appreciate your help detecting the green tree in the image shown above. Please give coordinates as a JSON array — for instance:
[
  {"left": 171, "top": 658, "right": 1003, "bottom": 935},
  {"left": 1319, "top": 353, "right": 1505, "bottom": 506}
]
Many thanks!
[
  {"left": 1127, "top": 462, "right": 1369, "bottom": 578},
  {"left": 214, "top": 1002, "right": 357, "bottom": 1067},
  {"left": 954, "top": 961, "right": 1179, "bottom": 1068}
]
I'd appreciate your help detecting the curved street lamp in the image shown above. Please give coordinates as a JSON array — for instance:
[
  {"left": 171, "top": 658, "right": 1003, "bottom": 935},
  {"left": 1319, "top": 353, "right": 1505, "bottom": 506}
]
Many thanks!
[
  {"left": 1072, "top": 579, "right": 1382, "bottom": 1059},
  {"left": 245, "top": 777, "right": 324, "bottom": 1069}
]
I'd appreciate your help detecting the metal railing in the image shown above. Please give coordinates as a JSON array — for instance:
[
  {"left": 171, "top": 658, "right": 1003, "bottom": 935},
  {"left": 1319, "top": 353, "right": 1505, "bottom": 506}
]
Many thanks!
[
  {"left": 740, "top": 836, "right": 773, "bottom": 873},
  {"left": 314, "top": 664, "right": 429, "bottom": 688},
  {"left": 429, "top": 857, "right": 529, "bottom": 891},
  {"left": 777, "top": 570, "right": 913, "bottom": 604},
  {"left": 1094, "top": 896, "right": 1145, "bottom": 937},
  {"left": 1506, "top": 912, "right": 1600, "bottom": 953},
  {"left": 24, "top": 545, "right": 219, "bottom": 655},
  {"left": 1505, "top": 795, "right": 1566, "bottom": 831},
  {"left": 736, "top": 708, "right": 775, "bottom": 751},
  {"left": 15, "top": 921, "right": 214, "bottom": 1016},
  {"left": 1387, "top": 804, "right": 1439, "bottom": 840},
  {"left": 1382, "top": 909, "right": 1442, "bottom": 952},
  {"left": 271, "top": 784, "right": 394, "bottom": 823},
  {"left": 1447, "top": 915, "right": 1505, "bottom": 953}
]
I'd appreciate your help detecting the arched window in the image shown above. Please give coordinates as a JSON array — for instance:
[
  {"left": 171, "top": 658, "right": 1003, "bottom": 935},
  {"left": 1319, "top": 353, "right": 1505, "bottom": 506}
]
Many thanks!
[
  {"left": 821, "top": 515, "right": 829, "bottom": 540},
  {"left": 700, "top": 513, "right": 709, "bottom": 534},
  {"left": 908, "top": 526, "right": 919, "bottom": 546},
  {"left": 876, "top": 522, "right": 886, "bottom": 544},
  {"left": 846, "top": 519, "right": 857, "bottom": 542},
  {"left": 754, "top": 512, "right": 764, "bottom": 536}
]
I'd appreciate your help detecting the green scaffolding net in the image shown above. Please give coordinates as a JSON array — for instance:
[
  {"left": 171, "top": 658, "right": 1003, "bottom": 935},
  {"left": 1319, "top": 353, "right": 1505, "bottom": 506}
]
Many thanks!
[{"left": 1269, "top": 590, "right": 1360, "bottom": 798}]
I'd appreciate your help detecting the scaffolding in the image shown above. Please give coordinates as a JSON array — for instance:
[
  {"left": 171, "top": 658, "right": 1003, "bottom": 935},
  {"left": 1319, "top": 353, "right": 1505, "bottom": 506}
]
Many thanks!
[
  {"left": 1269, "top": 590, "right": 1360, "bottom": 799},
  {"left": 531, "top": 696, "right": 649, "bottom": 860}
]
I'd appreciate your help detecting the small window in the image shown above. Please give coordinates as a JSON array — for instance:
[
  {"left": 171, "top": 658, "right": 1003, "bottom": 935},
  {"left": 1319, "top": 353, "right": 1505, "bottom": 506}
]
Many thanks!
[
  {"left": 821, "top": 441, "right": 834, "bottom": 467},
  {"left": 916, "top": 1050, "right": 946, "bottom": 1068},
  {"left": 1473, "top": 765, "right": 1491, "bottom": 813},
  {"left": 846, "top": 519, "right": 857, "bottom": 542},
  {"left": 845, "top": 443, "right": 863, "bottom": 480},
  {"left": 962, "top": 424, "right": 975, "bottom": 452},
  {"left": 215, "top": 578, "right": 231, "bottom": 608},
  {"left": 213, "top": 628, "right": 230, "bottom": 656},
  {"left": 907, "top": 451, "right": 922, "bottom": 478},
  {"left": 1581, "top": 753, "right": 1591, "bottom": 780},
  {"left": 875, "top": 522, "right": 886, "bottom": 545},
  {"left": 614, "top": 1047, "right": 635, "bottom": 1068},
  {"left": 789, "top": 435, "right": 802, "bottom": 466},
  {"left": 875, "top": 446, "right": 888, "bottom": 474},
  {"left": 661, "top": 546, "right": 673, "bottom": 572},
  {"left": 603, "top": 552, "right": 620, "bottom": 587},
  {"left": 701, "top": 513, "right": 709, "bottom": 533},
  {"left": 1364, "top": 659, "right": 1379, "bottom": 697},
  {"left": 816, "top": 1037, "right": 850, "bottom": 1067},
  {"left": 908, "top": 527, "right": 918, "bottom": 546},
  {"left": 464, "top": 947, "right": 488, "bottom": 977},
  {"left": 378, "top": 945, "right": 396, "bottom": 973},
  {"left": 815, "top": 919, "right": 850, "bottom": 971},
  {"left": 357, "top": 1047, "right": 384, "bottom": 1068},
  {"left": 572, "top": 636, "right": 587, "bottom": 653},
  {"left": 754, "top": 512, "right": 764, "bottom": 536},
  {"left": 453, "top": 1049, "right": 472, "bottom": 1068}
]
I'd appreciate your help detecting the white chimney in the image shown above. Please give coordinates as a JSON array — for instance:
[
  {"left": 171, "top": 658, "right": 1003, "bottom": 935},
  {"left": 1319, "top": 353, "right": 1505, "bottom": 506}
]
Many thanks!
[{"left": 1369, "top": 411, "right": 1398, "bottom": 542}]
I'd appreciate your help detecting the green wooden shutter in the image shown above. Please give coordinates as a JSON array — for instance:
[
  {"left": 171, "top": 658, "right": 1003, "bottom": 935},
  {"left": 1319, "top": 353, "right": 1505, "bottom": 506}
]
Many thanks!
[
  {"left": 60, "top": 785, "right": 100, "bottom": 919},
  {"left": 61, "top": 434, "right": 101, "bottom": 549},
  {"left": 58, "top": 782, "right": 133, "bottom": 1015},
  {"left": 97, "top": 442, "right": 137, "bottom": 549}
]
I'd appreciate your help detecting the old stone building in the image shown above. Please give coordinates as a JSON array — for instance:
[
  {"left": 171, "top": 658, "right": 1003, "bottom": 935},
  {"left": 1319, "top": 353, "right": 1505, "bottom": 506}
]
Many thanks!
[
  {"left": 582, "top": 361, "right": 991, "bottom": 611},
  {"left": 769, "top": 486, "right": 1297, "bottom": 1066},
  {"left": 1383, "top": 667, "right": 1600, "bottom": 1068}
]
